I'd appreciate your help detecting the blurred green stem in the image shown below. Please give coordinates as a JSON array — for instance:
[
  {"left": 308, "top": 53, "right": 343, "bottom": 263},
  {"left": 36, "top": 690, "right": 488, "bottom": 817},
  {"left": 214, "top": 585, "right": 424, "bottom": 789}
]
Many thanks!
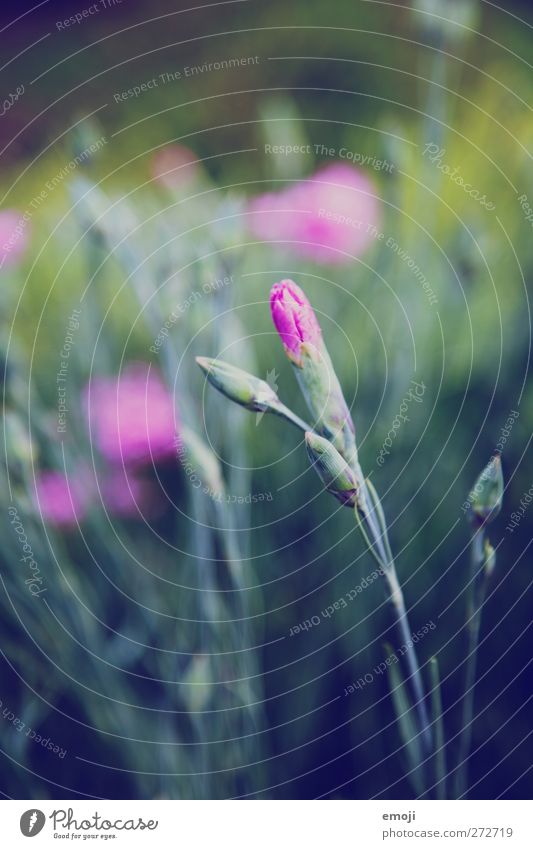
[
  {"left": 356, "top": 477, "right": 433, "bottom": 758},
  {"left": 429, "top": 657, "right": 447, "bottom": 799},
  {"left": 454, "top": 525, "right": 487, "bottom": 798}
]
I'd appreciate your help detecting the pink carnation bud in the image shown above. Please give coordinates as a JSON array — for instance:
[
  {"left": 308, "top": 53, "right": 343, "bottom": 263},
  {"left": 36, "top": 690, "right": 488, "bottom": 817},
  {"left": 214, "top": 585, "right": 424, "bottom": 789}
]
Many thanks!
[{"left": 269, "top": 279, "right": 322, "bottom": 363}]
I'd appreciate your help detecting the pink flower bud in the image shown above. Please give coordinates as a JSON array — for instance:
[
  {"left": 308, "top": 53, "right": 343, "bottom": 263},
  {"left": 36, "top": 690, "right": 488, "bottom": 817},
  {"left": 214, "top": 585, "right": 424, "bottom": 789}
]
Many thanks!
[{"left": 269, "top": 279, "right": 322, "bottom": 363}]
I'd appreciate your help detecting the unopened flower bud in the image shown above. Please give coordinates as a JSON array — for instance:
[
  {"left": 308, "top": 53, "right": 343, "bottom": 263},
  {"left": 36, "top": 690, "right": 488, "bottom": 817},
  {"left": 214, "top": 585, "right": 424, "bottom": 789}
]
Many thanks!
[
  {"left": 270, "top": 279, "right": 322, "bottom": 365},
  {"left": 196, "top": 356, "right": 279, "bottom": 413},
  {"left": 305, "top": 431, "right": 359, "bottom": 507},
  {"left": 270, "top": 279, "right": 357, "bottom": 465},
  {"left": 469, "top": 455, "right": 504, "bottom": 524}
]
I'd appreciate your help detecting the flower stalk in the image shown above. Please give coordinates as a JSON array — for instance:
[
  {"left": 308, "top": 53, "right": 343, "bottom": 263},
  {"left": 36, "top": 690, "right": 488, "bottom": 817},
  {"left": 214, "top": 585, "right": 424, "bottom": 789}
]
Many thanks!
[
  {"left": 198, "top": 278, "right": 435, "bottom": 781},
  {"left": 453, "top": 457, "right": 503, "bottom": 798}
]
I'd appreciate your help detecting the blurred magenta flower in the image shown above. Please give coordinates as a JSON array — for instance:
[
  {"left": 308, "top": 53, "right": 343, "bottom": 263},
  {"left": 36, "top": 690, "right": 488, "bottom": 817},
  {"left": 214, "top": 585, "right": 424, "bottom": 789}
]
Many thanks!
[
  {"left": 101, "top": 468, "right": 163, "bottom": 519},
  {"left": 84, "top": 363, "right": 177, "bottom": 465},
  {"left": 248, "top": 163, "right": 379, "bottom": 265},
  {"left": 35, "top": 470, "right": 90, "bottom": 527},
  {"left": 270, "top": 279, "right": 322, "bottom": 363},
  {"left": 0, "top": 209, "right": 29, "bottom": 268},
  {"left": 151, "top": 144, "right": 199, "bottom": 190}
]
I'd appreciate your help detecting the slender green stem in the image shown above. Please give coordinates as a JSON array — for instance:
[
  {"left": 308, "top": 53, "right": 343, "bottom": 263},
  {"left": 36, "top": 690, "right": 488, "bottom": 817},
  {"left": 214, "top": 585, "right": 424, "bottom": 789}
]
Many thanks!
[
  {"left": 270, "top": 400, "right": 313, "bottom": 434},
  {"left": 454, "top": 525, "right": 487, "bottom": 798},
  {"left": 354, "top": 475, "right": 433, "bottom": 757},
  {"left": 429, "top": 657, "right": 447, "bottom": 799},
  {"left": 385, "top": 565, "right": 433, "bottom": 757}
]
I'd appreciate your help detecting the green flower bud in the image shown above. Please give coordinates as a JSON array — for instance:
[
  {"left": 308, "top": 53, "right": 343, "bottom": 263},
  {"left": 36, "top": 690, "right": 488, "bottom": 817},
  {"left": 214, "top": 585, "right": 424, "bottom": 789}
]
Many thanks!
[
  {"left": 469, "top": 455, "right": 504, "bottom": 524},
  {"left": 196, "top": 356, "right": 279, "bottom": 413},
  {"left": 305, "top": 431, "right": 359, "bottom": 507}
]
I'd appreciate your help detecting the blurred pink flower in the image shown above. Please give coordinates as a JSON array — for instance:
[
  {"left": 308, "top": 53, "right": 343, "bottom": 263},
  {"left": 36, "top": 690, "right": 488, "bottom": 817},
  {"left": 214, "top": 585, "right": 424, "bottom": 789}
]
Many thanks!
[
  {"left": 0, "top": 209, "right": 29, "bottom": 268},
  {"left": 270, "top": 279, "right": 322, "bottom": 360},
  {"left": 35, "top": 470, "right": 90, "bottom": 527},
  {"left": 248, "top": 163, "right": 379, "bottom": 265},
  {"left": 102, "top": 468, "right": 163, "bottom": 519},
  {"left": 151, "top": 144, "right": 199, "bottom": 190},
  {"left": 84, "top": 363, "right": 177, "bottom": 465}
]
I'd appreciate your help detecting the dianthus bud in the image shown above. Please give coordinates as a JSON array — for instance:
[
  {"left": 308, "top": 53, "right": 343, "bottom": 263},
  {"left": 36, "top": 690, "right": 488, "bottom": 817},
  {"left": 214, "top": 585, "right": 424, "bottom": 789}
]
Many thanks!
[
  {"left": 270, "top": 279, "right": 357, "bottom": 465},
  {"left": 305, "top": 431, "right": 359, "bottom": 507},
  {"left": 196, "top": 356, "right": 279, "bottom": 413},
  {"left": 469, "top": 455, "right": 504, "bottom": 525},
  {"left": 270, "top": 279, "right": 322, "bottom": 364}
]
